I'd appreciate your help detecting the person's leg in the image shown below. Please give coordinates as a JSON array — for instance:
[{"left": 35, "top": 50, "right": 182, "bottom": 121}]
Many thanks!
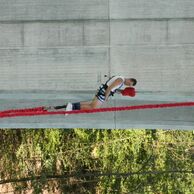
[
  {"left": 45, "top": 95, "right": 103, "bottom": 111},
  {"left": 55, "top": 101, "right": 91, "bottom": 109},
  {"left": 54, "top": 104, "right": 67, "bottom": 109},
  {"left": 44, "top": 100, "right": 93, "bottom": 111},
  {"left": 79, "top": 101, "right": 91, "bottom": 105},
  {"left": 80, "top": 97, "right": 103, "bottom": 110}
]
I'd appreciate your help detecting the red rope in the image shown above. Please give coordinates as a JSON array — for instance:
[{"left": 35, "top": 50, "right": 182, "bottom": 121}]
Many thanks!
[
  {"left": 0, "top": 102, "right": 194, "bottom": 118},
  {"left": 0, "top": 107, "right": 44, "bottom": 114}
]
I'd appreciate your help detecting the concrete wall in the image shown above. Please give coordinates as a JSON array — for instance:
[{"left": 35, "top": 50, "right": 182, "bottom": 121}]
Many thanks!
[
  {"left": 0, "top": 1, "right": 194, "bottom": 129},
  {"left": 0, "top": 0, "right": 194, "bottom": 92}
]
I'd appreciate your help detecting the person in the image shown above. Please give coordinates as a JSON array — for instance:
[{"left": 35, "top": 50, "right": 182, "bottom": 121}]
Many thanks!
[{"left": 44, "top": 75, "right": 137, "bottom": 112}]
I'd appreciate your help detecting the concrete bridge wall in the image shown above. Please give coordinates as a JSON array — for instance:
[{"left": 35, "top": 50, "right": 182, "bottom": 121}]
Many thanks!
[
  {"left": 0, "top": 0, "right": 194, "bottom": 92},
  {"left": 0, "top": 1, "right": 194, "bottom": 128}
]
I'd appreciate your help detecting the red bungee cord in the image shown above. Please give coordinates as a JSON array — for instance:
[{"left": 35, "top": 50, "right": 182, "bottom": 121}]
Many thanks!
[{"left": 0, "top": 102, "right": 194, "bottom": 118}]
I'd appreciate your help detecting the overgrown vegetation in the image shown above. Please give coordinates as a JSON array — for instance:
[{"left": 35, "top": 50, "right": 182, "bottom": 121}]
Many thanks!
[{"left": 0, "top": 129, "right": 193, "bottom": 194}]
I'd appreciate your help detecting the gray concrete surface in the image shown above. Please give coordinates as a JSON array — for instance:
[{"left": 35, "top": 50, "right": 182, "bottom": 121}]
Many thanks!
[
  {"left": 0, "top": 0, "right": 109, "bottom": 21},
  {"left": 0, "top": 91, "right": 194, "bottom": 129},
  {"left": 0, "top": 0, "right": 194, "bottom": 128},
  {"left": 110, "top": 0, "right": 194, "bottom": 19}
]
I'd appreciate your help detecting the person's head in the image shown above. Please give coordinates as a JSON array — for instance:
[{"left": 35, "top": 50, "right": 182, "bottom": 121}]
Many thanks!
[{"left": 125, "top": 78, "right": 137, "bottom": 87}]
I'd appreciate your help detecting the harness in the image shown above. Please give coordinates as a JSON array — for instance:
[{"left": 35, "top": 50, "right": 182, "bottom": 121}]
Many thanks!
[
  {"left": 96, "top": 76, "right": 124, "bottom": 102},
  {"left": 98, "top": 84, "right": 114, "bottom": 96}
]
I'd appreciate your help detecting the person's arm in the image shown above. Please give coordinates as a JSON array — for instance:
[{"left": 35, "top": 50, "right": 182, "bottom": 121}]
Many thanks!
[{"left": 105, "top": 78, "right": 123, "bottom": 101}]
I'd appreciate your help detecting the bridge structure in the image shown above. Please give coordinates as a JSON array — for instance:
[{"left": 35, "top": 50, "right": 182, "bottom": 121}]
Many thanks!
[{"left": 0, "top": 0, "right": 194, "bottom": 129}]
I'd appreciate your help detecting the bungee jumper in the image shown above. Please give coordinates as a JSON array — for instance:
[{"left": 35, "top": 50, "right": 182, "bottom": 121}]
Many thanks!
[
  {"left": 44, "top": 75, "right": 137, "bottom": 112},
  {"left": 1, "top": 74, "right": 194, "bottom": 118}
]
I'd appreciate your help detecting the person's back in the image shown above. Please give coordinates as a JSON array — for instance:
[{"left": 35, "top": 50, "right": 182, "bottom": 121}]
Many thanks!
[{"left": 105, "top": 75, "right": 126, "bottom": 94}]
